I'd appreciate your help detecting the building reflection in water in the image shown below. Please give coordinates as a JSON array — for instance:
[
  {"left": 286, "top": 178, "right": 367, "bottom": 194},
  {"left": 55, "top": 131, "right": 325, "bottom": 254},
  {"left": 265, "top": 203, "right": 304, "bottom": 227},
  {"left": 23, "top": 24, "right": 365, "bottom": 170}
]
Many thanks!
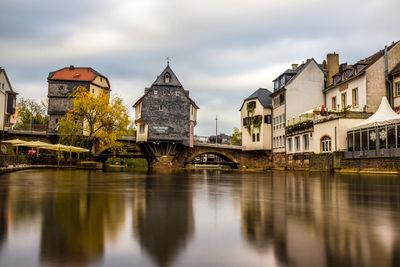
[
  {"left": 0, "top": 175, "right": 9, "bottom": 253},
  {"left": 132, "top": 174, "right": 194, "bottom": 267},
  {"left": 240, "top": 171, "right": 400, "bottom": 267},
  {"left": 39, "top": 171, "right": 126, "bottom": 265}
]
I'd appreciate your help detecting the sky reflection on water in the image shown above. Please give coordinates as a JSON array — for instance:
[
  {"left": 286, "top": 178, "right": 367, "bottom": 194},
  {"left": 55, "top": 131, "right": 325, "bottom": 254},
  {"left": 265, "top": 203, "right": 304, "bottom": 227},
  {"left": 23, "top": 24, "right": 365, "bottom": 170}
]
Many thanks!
[{"left": 0, "top": 169, "right": 399, "bottom": 267}]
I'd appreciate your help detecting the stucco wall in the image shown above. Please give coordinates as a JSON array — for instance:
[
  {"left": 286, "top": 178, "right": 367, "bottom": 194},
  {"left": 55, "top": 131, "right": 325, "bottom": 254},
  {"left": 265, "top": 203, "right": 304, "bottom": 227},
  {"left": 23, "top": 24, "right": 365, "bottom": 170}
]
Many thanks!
[
  {"left": 286, "top": 61, "right": 325, "bottom": 119},
  {"left": 313, "top": 118, "right": 364, "bottom": 153},
  {"left": 325, "top": 75, "right": 366, "bottom": 111},
  {"left": 241, "top": 98, "right": 271, "bottom": 151},
  {"left": 136, "top": 122, "right": 148, "bottom": 142},
  {"left": 366, "top": 42, "right": 400, "bottom": 112}
]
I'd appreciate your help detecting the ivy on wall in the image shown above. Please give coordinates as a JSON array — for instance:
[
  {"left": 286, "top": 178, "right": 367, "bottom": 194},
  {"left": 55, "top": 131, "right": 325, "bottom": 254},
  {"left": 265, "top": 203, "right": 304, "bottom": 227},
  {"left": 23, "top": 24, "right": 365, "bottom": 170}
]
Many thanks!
[{"left": 245, "top": 102, "right": 262, "bottom": 135}]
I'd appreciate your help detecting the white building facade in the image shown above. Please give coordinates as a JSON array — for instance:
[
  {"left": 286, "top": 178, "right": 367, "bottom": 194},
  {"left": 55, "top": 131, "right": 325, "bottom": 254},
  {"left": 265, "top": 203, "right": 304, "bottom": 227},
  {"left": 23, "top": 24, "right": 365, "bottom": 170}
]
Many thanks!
[
  {"left": 270, "top": 59, "right": 325, "bottom": 165},
  {"left": 0, "top": 68, "right": 17, "bottom": 131},
  {"left": 240, "top": 88, "right": 272, "bottom": 151}
]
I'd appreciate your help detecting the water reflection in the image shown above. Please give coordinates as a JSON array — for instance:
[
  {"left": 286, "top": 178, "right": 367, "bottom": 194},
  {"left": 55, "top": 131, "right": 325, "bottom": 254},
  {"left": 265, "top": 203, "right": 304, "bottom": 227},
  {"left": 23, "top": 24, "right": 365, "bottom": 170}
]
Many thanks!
[
  {"left": 132, "top": 174, "right": 194, "bottom": 267},
  {"left": 240, "top": 171, "right": 400, "bottom": 267},
  {"left": 40, "top": 171, "right": 126, "bottom": 265},
  {"left": 0, "top": 169, "right": 399, "bottom": 266}
]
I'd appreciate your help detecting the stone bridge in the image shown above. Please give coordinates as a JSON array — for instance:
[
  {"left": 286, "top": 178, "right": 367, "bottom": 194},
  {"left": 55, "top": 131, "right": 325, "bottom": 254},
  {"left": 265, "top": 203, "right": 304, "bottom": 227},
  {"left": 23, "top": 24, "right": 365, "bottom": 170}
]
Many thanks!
[
  {"left": 96, "top": 141, "right": 272, "bottom": 169},
  {"left": 4, "top": 131, "right": 272, "bottom": 169}
]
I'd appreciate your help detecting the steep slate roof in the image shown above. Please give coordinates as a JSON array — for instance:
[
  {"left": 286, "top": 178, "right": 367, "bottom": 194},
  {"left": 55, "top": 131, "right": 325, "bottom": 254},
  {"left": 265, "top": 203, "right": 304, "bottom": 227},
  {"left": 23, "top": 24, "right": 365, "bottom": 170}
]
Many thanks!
[
  {"left": 48, "top": 66, "right": 111, "bottom": 88},
  {"left": 325, "top": 41, "right": 399, "bottom": 92},
  {"left": 133, "top": 65, "right": 199, "bottom": 109},
  {"left": 239, "top": 88, "right": 272, "bottom": 111}
]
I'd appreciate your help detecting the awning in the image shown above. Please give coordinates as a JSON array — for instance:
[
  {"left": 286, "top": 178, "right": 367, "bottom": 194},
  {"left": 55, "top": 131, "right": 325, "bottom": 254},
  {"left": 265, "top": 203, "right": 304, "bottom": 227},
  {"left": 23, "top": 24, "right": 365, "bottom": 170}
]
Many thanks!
[{"left": 348, "top": 97, "right": 400, "bottom": 131}]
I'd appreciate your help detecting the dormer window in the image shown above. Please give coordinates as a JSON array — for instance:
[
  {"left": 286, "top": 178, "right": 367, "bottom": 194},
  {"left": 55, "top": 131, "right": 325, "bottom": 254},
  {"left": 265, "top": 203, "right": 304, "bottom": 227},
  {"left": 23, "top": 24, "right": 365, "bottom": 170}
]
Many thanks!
[{"left": 164, "top": 73, "right": 170, "bottom": 83}]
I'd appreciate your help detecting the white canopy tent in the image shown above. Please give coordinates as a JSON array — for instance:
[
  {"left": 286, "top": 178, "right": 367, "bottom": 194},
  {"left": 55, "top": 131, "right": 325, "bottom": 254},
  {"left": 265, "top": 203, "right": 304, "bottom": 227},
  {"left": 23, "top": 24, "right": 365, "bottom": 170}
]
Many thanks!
[{"left": 348, "top": 97, "right": 400, "bottom": 131}]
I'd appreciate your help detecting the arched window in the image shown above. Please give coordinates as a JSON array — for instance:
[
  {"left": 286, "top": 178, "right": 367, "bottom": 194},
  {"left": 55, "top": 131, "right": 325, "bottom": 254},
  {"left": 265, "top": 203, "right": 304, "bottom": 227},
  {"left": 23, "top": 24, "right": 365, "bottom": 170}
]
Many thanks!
[
  {"left": 164, "top": 73, "right": 170, "bottom": 83},
  {"left": 321, "top": 136, "right": 331, "bottom": 152}
]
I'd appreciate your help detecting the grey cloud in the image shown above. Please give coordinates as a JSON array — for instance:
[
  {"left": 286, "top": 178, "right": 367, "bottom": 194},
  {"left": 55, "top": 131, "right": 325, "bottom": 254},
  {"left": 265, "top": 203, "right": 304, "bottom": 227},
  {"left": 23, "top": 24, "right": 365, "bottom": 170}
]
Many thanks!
[{"left": 0, "top": 0, "right": 399, "bottom": 136}]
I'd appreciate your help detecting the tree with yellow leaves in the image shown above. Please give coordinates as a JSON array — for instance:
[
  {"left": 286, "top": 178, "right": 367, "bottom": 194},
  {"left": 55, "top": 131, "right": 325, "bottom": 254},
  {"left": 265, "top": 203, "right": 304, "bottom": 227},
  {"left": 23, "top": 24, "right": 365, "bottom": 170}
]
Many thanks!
[{"left": 58, "top": 87, "right": 131, "bottom": 155}]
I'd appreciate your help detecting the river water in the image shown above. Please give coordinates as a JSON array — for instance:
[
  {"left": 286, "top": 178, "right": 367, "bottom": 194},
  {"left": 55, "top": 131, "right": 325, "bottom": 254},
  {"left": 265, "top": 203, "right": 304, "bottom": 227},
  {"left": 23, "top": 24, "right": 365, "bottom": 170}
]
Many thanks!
[{"left": 0, "top": 169, "right": 399, "bottom": 267}]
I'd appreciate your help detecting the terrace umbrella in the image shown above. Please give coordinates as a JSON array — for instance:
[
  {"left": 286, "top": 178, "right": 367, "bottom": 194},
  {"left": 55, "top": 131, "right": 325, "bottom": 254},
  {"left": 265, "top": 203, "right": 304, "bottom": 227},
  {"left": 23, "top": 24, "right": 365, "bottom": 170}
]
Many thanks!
[
  {"left": 2, "top": 139, "right": 28, "bottom": 153},
  {"left": 18, "top": 141, "right": 53, "bottom": 157}
]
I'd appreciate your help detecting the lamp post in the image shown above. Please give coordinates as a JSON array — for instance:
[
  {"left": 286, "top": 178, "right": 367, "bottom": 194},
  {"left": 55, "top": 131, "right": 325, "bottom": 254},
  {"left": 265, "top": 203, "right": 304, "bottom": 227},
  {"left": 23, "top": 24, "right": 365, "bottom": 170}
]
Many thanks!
[{"left": 215, "top": 115, "right": 218, "bottom": 145}]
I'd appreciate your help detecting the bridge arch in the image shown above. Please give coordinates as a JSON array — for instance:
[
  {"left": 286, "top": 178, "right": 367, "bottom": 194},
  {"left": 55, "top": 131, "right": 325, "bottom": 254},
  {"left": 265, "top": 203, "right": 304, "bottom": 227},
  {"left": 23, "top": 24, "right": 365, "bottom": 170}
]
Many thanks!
[{"left": 184, "top": 149, "right": 239, "bottom": 168}]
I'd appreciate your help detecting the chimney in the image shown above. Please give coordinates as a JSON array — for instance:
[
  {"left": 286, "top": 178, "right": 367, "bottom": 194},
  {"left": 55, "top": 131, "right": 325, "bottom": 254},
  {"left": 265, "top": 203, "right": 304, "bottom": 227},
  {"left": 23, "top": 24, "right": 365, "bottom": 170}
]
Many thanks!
[
  {"left": 291, "top": 64, "right": 298, "bottom": 70},
  {"left": 69, "top": 65, "right": 75, "bottom": 70},
  {"left": 326, "top": 53, "right": 339, "bottom": 86}
]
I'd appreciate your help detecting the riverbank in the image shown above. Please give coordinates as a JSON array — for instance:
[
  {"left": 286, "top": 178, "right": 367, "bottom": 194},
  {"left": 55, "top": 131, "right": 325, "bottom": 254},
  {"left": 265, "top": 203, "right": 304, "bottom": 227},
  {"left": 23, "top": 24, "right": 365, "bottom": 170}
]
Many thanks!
[{"left": 0, "top": 164, "right": 75, "bottom": 174}]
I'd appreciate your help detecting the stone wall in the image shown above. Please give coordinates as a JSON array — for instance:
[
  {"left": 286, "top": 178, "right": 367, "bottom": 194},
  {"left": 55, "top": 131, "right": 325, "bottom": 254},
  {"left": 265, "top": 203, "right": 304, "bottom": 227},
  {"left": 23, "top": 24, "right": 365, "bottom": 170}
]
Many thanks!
[
  {"left": 340, "top": 156, "right": 400, "bottom": 171},
  {"left": 273, "top": 152, "right": 286, "bottom": 168},
  {"left": 286, "top": 153, "right": 311, "bottom": 169},
  {"left": 310, "top": 153, "right": 333, "bottom": 171},
  {"left": 141, "top": 85, "right": 191, "bottom": 146}
]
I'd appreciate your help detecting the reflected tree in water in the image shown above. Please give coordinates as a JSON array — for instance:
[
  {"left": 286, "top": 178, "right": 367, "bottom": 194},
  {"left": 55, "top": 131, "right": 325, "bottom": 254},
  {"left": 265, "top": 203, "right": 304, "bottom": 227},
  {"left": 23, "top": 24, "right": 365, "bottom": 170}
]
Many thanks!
[
  {"left": 132, "top": 175, "right": 194, "bottom": 267},
  {"left": 39, "top": 171, "right": 126, "bottom": 265}
]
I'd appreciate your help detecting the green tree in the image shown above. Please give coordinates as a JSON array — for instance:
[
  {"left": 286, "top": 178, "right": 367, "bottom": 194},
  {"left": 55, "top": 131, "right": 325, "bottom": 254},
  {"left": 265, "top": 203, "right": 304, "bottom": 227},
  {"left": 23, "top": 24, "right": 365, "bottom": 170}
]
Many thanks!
[
  {"left": 230, "top": 127, "right": 242, "bottom": 145},
  {"left": 14, "top": 98, "right": 48, "bottom": 130},
  {"left": 58, "top": 87, "right": 131, "bottom": 155}
]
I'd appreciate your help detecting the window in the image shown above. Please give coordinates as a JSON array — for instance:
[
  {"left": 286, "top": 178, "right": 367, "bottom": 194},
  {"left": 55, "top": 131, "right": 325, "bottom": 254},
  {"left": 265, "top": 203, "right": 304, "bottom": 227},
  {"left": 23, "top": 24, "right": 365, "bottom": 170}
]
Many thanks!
[
  {"left": 1, "top": 84, "right": 4, "bottom": 89},
  {"left": 273, "top": 97, "right": 280, "bottom": 107},
  {"left": 321, "top": 136, "right": 331, "bottom": 152},
  {"left": 347, "top": 132, "right": 353, "bottom": 152},
  {"left": 295, "top": 136, "right": 300, "bottom": 151},
  {"left": 341, "top": 92, "right": 347, "bottom": 110},
  {"left": 5, "top": 116, "right": 9, "bottom": 124},
  {"left": 139, "top": 124, "right": 145, "bottom": 134},
  {"left": 154, "top": 90, "right": 158, "bottom": 95},
  {"left": 165, "top": 73, "right": 170, "bottom": 83},
  {"left": 288, "top": 138, "right": 292, "bottom": 152},
  {"left": 369, "top": 128, "right": 376, "bottom": 150},
  {"left": 352, "top": 88, "right": 358, "bottom": 107},
  {"left": 158, "top": 105, "right": 163, "bottom": 111},
  {"left": 354, "top": 131, "right": 360, "bottom": 151},
  {"left": 332, "top": 96, "right": 337, "bottom": 110},
  {"left": 379, "top": 126, "right": 387, "bottom": 149},
  {"left": 264, "top": 115, "right": 271, "bottom": 124},
  {"left": 176, "top": 91, "right": 180, "bottom": 96},
  {"left": 257, "top": 133, "right": 260, "bottom": 142},
  {"left": 163, "top": 90, "right": 167, "bottom": 95},
  {"left": 303, "top": 134, "right": 309, "bottom": 150},
  {"left": 279, "top": 93, "right": 285, "bottom": 105},
  {"left": 252, "top": 134, "right": 256, "bottom": 142},
  {"left": 243, "top": 117, "right": 250, "bottom": 126},
  {"left": 55, "top": 119, "right": 59, "bottom": 124},
  {"left": 396, "top": 82, "right": 400, "bottom": 97},
  {"left": 279, "top": 136, "right": 282, "bottom": 147},
  {"left": 274, "top": 81, "right": 279, "bottom": 90},
  {"left": 92, "top": 88, "right": 95, "bottom": 93}
]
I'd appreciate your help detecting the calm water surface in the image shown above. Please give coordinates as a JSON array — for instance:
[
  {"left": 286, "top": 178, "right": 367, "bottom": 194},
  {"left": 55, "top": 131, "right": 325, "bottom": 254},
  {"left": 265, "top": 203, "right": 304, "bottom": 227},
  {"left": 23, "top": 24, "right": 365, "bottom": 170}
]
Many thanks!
[{"left": 0, "top": 169, "right": 399, "bottom": 267}]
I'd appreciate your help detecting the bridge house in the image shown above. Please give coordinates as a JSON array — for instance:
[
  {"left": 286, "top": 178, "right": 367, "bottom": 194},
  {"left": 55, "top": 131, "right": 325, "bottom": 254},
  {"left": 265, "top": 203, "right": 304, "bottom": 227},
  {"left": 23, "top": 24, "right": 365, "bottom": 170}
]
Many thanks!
[
  {"left": 0, "top": 68, "right": 17, "bottom": 131},
  {"left": 47, "top": 65, "right": 111, "bottom": 132},
  {"left": 133, "top": 65, "right": 199, "bottom": 148}
]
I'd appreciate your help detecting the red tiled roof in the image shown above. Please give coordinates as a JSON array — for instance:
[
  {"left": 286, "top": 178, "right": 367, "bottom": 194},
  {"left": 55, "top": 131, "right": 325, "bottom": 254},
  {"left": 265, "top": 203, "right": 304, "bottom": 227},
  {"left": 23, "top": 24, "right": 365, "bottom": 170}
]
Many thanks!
[
  {"left": 49, "top": 68, "right": 97, "bottom": 81},
  {"left": 48, "top": 66, "right": 111, "bottom": 88}
]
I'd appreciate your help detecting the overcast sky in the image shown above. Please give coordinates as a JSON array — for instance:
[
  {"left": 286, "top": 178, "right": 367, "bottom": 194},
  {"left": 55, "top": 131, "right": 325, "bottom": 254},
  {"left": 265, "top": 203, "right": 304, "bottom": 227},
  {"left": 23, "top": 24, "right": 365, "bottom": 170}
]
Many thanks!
[{"left": 1, "top": 0, "right": 399, "bottom": 136}]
